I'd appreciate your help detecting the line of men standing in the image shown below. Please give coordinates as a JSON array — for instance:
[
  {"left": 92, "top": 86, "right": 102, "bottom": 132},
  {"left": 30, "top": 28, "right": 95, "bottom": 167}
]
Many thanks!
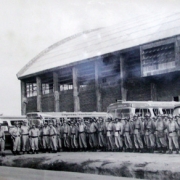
[{"left": 0, "top": 112, "right": 180, "bottom": 156}]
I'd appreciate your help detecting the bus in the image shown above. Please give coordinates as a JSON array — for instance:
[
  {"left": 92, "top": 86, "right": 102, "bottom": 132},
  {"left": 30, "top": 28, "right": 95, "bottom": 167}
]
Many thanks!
[
  {"left": 107, "top": 100, "right": 180, "bottom": 119},
  {"left": 26, "top": 112, "right": 109, "bottom": 126},
  {"left": 173, "top": 104, "right": 180, "bottom": 117},
  {"left": 0, "top": 116, "right": 27, "bottom": 149}
]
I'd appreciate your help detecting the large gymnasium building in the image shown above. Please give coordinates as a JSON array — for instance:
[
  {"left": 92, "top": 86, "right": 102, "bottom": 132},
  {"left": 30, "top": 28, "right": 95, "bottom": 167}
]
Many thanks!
[{"left": 17, "top": 13, "right": 180, "bottom": 115}]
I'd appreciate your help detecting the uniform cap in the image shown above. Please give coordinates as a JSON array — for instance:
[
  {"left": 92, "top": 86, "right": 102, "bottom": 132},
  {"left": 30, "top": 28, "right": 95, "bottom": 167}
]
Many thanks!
[{"left": 168, "top": 114, "right": 173, "bottom": 119}]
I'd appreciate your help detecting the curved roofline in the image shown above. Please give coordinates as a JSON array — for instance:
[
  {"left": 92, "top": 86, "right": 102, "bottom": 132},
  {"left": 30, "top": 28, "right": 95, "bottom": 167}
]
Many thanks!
[{"left": 17, "top": 27, "right": 103, "bottom": 78}]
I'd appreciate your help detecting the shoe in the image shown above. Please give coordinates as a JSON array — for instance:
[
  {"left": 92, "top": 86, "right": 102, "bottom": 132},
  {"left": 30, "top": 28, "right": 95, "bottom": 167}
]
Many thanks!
[
  {"left": 1, "top": 153, "right": 5, "bottom": 157},
  {"left": 150, "top": 148, "right": 154, "bottom": 153},
  {"left": 13, "top": 151, "right": 16, "bottom": 156},
  {"left": 162, "top": 147, "right": 167, "bottom": 154},
  {"left": 16, "top": 151, "right": 21, "bottom": 155},
  {"left": 176, "top": 149, "right": 179, "bottom": 154},
  {"left": 168, "top": 149, "right": 172, "bottom": 154},
  {"left": 140, "top": 148, "right": 144, "bottom": 153},
  {"left": 32, "top": 150, "right": 35, "bottom": 154}
]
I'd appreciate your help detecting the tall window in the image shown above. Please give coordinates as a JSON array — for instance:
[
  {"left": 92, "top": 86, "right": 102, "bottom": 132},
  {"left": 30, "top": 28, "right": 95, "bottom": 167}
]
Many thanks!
[
  {"left": 26, "top": 83, "right": 37, "bottom": 97},
  {"left": 141, "top": 42, "right": 175, "bottom": 77},
  {"left": 42, "top": 83, "right": 50, "bottom": 95},
  {"left": 60, "top": 84, "right": 73, "bottom": 91}
]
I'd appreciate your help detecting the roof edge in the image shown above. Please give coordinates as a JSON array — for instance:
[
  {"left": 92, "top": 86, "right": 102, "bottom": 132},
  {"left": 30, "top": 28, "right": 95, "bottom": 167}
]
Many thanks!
[{"left": 16, "top": 27, "right": 103, "bottom": 79}]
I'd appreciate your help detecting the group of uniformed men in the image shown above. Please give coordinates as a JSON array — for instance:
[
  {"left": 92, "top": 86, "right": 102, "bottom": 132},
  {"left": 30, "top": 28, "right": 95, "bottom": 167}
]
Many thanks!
[{"left": 0, "top": 112, "right": 180, "bottom": 157}]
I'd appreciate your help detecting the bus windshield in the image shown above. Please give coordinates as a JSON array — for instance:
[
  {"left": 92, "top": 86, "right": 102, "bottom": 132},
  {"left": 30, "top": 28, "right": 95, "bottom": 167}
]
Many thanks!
[
  {"left": 116, "top": 108, "right": 130, "bottom": 118},
  {"left": 173, "top": 106, "right": 180, "bottom": 116}
]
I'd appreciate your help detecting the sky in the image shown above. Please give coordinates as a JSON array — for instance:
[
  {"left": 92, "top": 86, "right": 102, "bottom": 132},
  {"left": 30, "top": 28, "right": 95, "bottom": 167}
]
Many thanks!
[{"left": 0, "top": 0, "right": 180, "bottom": 115}]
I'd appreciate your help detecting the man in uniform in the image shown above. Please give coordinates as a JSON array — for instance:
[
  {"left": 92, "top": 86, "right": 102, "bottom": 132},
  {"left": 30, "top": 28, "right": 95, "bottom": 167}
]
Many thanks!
[
  {"left": 29, "top": 124, "right": 40, "bottom": 154},
  {"left": 70, "top": 120, "right": 78, "bottom": 151},
  {"left": 49, "top": 122, "right": 57, "bottom": 153},
  {"left": 155, "top": 114, "right": 168, "bottom": 153},
  {"left": 0, "top": 124, "right": 5, "bottom": 157},
  {"left": 42, "top": 122, "right": 50, "bottom": 153},
  {"left": 114, "top": 118, "right": 123, "bottom": 151},
  {"left": 167, "top": 115, "right": 179, "bottom": 154},
  {"left": 123, "top": 117, "right": 133, "bottom": 152},
  {"left": 106, "top": 116, "right": 115, "bottom": 151},
  {"left": 63, "top": 118, "right": 71, "bottom": 151},
  {"left": 9, "top": 121, "right": 21, "bottom": 155},
  {"left": 21, "top": 120, "right": 30, "bottom": 154},
  {"left": 97, "top": 117, "right": 106, "bottom": 151},
  {"left": 78, "top": 118, "right": 87, "bottom": 151},
  {"left": 55, "top": 121, "right": 62, "bottom": 152},
  {"left": 144, "top": 113, "right": 156, "bottom": 153},
  {"left": 88, "top": 118, "right": 98, "bottom": 151},
  {"left": 132, "top": 114, "right": 144, "bottom": 152}
]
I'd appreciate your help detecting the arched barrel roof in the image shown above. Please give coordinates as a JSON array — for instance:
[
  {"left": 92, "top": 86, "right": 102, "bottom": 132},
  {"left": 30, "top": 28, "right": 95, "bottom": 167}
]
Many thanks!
[{"left": 17, "top": 12, "right": 180, "bottom": 79}]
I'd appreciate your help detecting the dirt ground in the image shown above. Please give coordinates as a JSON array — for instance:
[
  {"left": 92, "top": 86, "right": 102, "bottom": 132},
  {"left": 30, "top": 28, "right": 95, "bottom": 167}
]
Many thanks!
[
  {"left": 1, "top": 151, "right": 180, "bottom": 179},
  {"left": 0, "top": 166, "right": 140, "bottom": 180}
]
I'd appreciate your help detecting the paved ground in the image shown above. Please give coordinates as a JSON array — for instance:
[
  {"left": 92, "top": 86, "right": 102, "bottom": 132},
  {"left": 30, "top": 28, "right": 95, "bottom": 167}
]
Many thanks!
[
  {"left": 0, "top": 166, "right": 141, "bottom": 180},
  {"left": 1, "top": 151, "right": 180, "bottom": 179}
]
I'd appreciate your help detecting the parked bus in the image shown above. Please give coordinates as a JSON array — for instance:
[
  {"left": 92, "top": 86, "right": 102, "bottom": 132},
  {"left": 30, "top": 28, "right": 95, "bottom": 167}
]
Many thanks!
[
  {"left": 0, "top": 116, "right": 27, "bottom": 149},
  {"left": 107, "top": 100, "right": 180, "bottom": 119},
  {"left": 26, "top": 112, "right": 109, "bottom": 126},
  {"left": 173, "top": 104, "right": 180, "bottom": 117}
]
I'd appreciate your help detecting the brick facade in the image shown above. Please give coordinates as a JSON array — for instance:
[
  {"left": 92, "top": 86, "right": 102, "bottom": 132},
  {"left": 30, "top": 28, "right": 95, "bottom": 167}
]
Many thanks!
[
  {"left": 42, "top": 94, "right": 54, "bottom": 112},
  {"left": 59, "top": 90, "right": 74, "bottom": 112}
]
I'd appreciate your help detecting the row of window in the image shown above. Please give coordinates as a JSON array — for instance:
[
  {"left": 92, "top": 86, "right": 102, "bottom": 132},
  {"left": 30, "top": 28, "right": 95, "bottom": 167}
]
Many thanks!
[
  {"left": 26, "top": 84, "right": 96, "bottom": 97},
  {"left": 141, "top": 42, "right": 176, "bottom": 77}
]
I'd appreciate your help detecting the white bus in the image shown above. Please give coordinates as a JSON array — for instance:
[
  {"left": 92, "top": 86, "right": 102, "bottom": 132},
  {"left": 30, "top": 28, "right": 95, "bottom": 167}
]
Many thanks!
[
  {"left": 0, "top": 116, "right": 27, "bottom": 149},
  {"left": 107, "top": 100, "right": 180, "bottom": 119},
  {"left": 26, "top": 112, "right": 109, "bottom": 126}
]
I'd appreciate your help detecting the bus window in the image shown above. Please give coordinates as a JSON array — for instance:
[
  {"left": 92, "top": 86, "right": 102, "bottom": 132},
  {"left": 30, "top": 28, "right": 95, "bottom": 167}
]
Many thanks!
[
  {"left": 135, "top": 109, "right": 151, "bottom": 117},
  {"left": 153, "top": 109, "right": 160, "bottom": 116},
  {"left": 162, "top": 109, "right": 173, "bottom": 115}
]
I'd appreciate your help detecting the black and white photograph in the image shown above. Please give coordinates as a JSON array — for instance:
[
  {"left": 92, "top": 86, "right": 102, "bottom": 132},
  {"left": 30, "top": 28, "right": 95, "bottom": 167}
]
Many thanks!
[{"left": 1, "top": 0, "right": 180, "bottom": 179}]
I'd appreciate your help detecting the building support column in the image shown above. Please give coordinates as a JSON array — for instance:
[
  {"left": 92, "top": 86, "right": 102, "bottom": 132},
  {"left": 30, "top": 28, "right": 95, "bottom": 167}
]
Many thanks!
[
  {"left": 151, "top": 83, "right": 157, "bottom": 101},
  {"left": 21, "top": 81, "right": 27, "bottom": 115},
  {"left": 120, "top": 54, "right": 127, "bottom": 101},
  {"left": 36, "top": 76, "right": 42, "bottom": 112},
  {"left": 95, "top": 61, "right": 102, "bottom": 112},
  {"left": 73, "top": 67, "right": 80, "bottom": 112},
  {"left": 53, "top": 72, "right": 60, "bottom": 112}
]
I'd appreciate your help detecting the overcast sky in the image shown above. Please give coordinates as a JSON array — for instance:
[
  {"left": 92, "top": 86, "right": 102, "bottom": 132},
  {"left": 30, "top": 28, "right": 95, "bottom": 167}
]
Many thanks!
[{"left": 0, "top": 0, "right": 180, "bottom": 115}]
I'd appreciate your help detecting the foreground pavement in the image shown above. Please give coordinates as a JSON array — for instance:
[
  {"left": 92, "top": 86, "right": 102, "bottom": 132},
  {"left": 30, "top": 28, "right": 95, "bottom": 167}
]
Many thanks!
[
  {"left": 0, "top": 166, "right": 140, "bottom": 180},
  {"left": 0, "top": 151, "right": 180, "bottom": 179}
]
